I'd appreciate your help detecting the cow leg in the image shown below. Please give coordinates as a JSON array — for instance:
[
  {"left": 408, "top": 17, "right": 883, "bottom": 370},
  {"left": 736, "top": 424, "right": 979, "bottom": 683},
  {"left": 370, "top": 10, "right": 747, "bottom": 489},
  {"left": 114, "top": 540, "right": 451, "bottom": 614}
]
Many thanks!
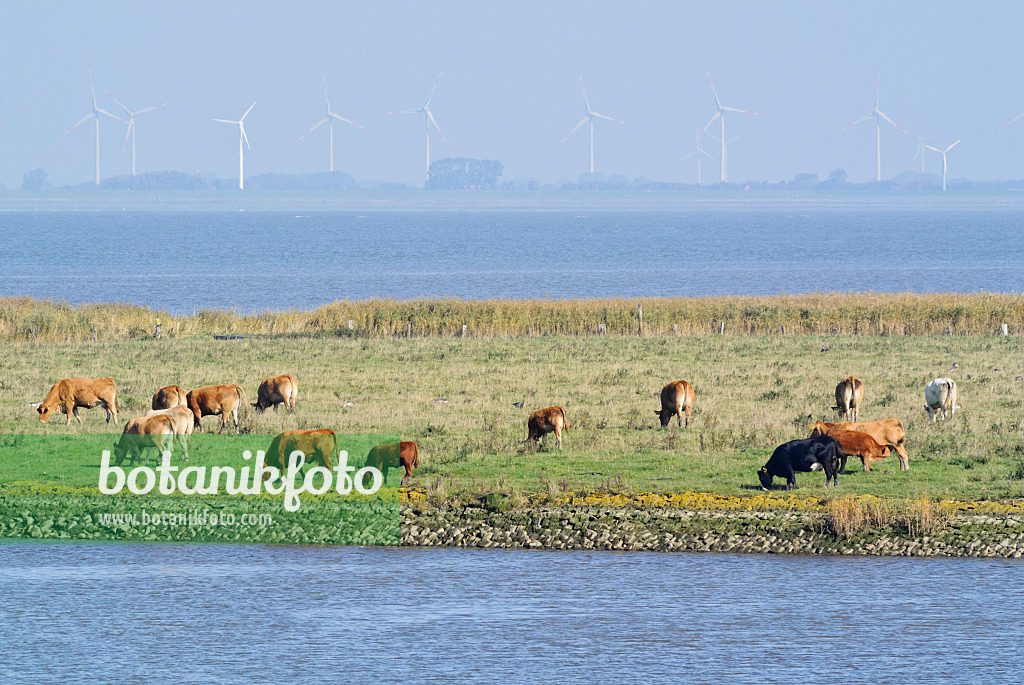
[
  {"left": 179, "top": 434, "right": 189, "bottom": 461},
  {"left": 273, "top": 403, "right": 279, "bottom": 413},
  {"left": 785, "top": 463, "right": 797, "bottom": 490},
  {"left": 838, "top": 454, "right": 848, "bottom": 475},
  {"left": 71, "top": 405, "right": 82, "bottom": 425},
  {"left": 555, "top": 427, "right": 562, "bottom": 449}
]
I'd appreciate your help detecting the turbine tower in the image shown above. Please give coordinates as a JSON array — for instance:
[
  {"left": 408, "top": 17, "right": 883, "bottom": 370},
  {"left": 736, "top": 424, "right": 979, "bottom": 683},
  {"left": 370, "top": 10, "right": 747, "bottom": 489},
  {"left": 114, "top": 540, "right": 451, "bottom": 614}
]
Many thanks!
[
  {"left": 701, "top": 69, "right": 761, "bottom": 183},
  {"left": 213, "top": 101, "right": 256, "bottom": 190},
  {"left": 300, "top": 72, "right": 364, "bottom": 172},
  {"left": 677, "top": 129, "right": 714, "bottom": 185},
  {"left": 61, "top": 69, "right": 125, "bottom": 185},
  {"left": 104, "top": 89, "right": 169, "bottom": 176},
  {"left": 842, "top": 71, "right": 907, "bottom": 181},
  {"left": 908, "top": 127, "right": 936, "bottom": 174},
  {"left": 560, "top": 76, "right": 628, "bottom": 174},
  {"left": 924, "top": 140, "right": 960, "bottom": 191},
  {"left": 387, "top": 71, "right": 447, "bottom": 185}
]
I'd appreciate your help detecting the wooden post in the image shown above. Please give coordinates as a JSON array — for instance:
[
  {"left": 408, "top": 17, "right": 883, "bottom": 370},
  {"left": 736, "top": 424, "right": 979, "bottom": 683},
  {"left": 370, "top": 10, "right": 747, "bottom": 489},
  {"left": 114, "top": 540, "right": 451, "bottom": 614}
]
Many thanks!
[
  {"left": 946, "top": 326, "right": 951, "bottom": 336},
  {"left": 672, "top": 324, "right": 677, "bottom": 335},
  {"left": 527, "top": 326, "right": 531, "bottom": 337},
  {"left": 407, "top": 322, "right": 412, "bottom": 338},
  {"left": 598, "top": 323, "right": 606, "bottom": 336},
  {"left": 638, "top": 304, "right": 644, "bottom": 337},
  {"left": 155, "top": 319, "right": 162, "bottom": 339},
  {"left": 1002, "top": 323, "right": 1009, "bottom": 336},
  {"left": 781, "top": 325, "right": 786, "bottom": 336},
  {"left": 461, "top": 324, "right": 467, "bottom": 338},
  {"left": 719, "top": 321, "right": 725, "bottom": 335},
  {"left": 93, "top": 327, "right": 98, "bottom": 342},
  {"left": 348, "top": 320, "right": 354, "bottom": 330}
]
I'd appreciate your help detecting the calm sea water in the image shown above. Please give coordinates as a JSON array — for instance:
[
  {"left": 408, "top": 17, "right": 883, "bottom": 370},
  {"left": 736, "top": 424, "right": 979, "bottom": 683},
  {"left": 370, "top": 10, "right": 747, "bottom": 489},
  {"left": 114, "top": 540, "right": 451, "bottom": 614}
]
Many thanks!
[
  {"left": 1, "top": 207, "right": 1022, "bottom": 312},
  {"left": 1, "top": 542, "right": 1021, "bottom": 683}
]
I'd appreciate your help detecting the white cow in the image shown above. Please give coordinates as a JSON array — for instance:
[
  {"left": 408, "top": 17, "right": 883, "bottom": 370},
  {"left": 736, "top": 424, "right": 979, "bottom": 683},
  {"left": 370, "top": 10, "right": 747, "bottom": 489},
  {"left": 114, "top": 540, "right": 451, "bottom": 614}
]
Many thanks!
[{"left": 924, "top": 378, "right": 960, "bottom": 422}]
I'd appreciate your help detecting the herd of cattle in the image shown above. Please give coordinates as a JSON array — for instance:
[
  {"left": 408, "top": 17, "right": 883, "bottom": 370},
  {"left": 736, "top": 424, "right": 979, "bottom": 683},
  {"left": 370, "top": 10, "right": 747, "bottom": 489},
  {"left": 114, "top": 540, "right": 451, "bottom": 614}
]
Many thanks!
[{"left": 28, "top": 371, "right": 963, "bottom": 492}]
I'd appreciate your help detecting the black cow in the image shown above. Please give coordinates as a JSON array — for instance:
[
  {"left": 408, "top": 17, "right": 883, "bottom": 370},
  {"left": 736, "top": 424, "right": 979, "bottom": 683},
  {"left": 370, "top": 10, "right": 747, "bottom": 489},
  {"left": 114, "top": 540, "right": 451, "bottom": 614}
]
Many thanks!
[{"left": 757, "top": 435, "right": 840, "bottom": 490}]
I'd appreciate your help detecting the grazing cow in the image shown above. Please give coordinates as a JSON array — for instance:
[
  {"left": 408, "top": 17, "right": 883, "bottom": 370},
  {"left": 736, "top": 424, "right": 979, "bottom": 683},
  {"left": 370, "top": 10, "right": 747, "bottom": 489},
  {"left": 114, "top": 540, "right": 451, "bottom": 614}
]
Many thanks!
[
  {"left": 810, "top": 424, "right": 890, "bottom": 473},
  {"left": 262, "top": 429, "right": 338, "bottom": 482},
  {"left": 146, "top": 405, "right": 194, "bottom": 460},
  {"left": 30, "top": 378, "right": 119, "bottom": 425},
  {"left": 252, "top": 374, "right": 298, "bottom": 413},
  {"left": 524, "top": 406, "right": 568, "bottom": 449},
  {"left": 186, "top": 385, "right": 248, "bottom": 433},
  {"left": 364, "top": 441, "right": 420, "bottom": 487},
  {"left": 810, "top": 419, "right": 909, "bottom": 471},
  {"left": 113, "top": 414, "right": 175, "bottom": 466},
  {"left": 758, "top": 435, "right": 841, "bottom": 490},
  {"left": 655, "top": 380, "right": 696, "bottom": 428},
  {"left": 925, "top": 378, "right": 960, "bottom": 422},
  {"left": 834, "top": 376, "right": 864, "bottom": 422},
  {"left": 151, "top": 385, "right": 187, "bottom": 410}
]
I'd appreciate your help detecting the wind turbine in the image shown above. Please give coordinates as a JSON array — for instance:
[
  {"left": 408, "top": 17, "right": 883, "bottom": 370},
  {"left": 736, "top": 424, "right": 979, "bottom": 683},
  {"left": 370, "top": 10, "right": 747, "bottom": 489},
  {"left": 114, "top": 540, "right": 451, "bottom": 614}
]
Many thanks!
[
  {"left": 924, "top": 140, "right": 960, "bottom": 191},
  {"left": 701, "top": 69, "right": 761, "bottom": 183},
  {"left": 103, "top": 89, "right": 169, "bottom": 176},
  {"left": 842, "top": 71, "right": 907, "bottom": 181},
  {"left": 677, "top": 129, "right": 714, "bottom": 185},
  {"left": 61, "top": 69, "right": 125, "bottom": 185},
  {"left": 300, "top": 72, "right": 364, "bottom": 172},
  {"left": 560, "top": 76, "right": 628, "bottom": 174},
  {"left": 1002, "top": 111, "right": 1024, "bottom": 132},
  {"left": 213, "top": 101, "right": 256, "bottom": 190},
  {"left": 908, "top": 126, "right": 937, "bottom": 174},
  {"left": 387, "top": 71, "right": 447, "bottom": 185}
]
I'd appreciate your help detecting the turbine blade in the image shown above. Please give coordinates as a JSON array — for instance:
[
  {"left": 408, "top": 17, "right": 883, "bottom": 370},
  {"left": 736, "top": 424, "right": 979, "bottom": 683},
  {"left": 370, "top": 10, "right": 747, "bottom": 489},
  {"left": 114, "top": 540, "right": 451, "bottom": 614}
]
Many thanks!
[
  {"left": 96, "top": 107, "right": 126, "bottom": 123},
  {"left": 62, "top": 112, "right": 95, "bottom": 136},
  {"left": 89, "top": 67, "right": 98, "bottom": 108},
  {"left": 706, "top": 69, "right": 722, "bottom": 110},
  {"left": 591, "top": 112, "right": 629, "bottom": 125},
  {"left": 103, "top": 88, "right": 131, "bottom": 116},
  {"left": 560, "top": 116, "right": 590, "bottom": 144},
  {"left": 841, "top": 114, "right": 872, "bottom": 131},
  {"left": 240, "top": 100, "right": 257, "bottom": 121},
  {"left": 330, "top": 112, "right": 365, "bottom": 129},
  {"left": 427, "top": 111, "right": 447, "bottom": 143},
  {"left": 874, "top": 70, "right": 881, "bottom": 111},
  {"left": 946, "top": 140, "right": 961, "bottom": 152},
  {"left": 579, "top": 76, "right": 591, "bottom": 114},
  {"left": 700, "top": 148, "right": 715, "bottom": 159},
  {"left": 387, "top": 109, "right": 420, "bottom": 115},
  {"left": 240, "top": 124, "right": 251, "bottom": 150},
  {"left": 677, "top": 151, "right": 696, "bottom": 162},
  {"left": 425, "top": 70, "right": 443, "bottom": 108},
  {"left": 300, "top": 118, "right": 328, "bottom": 140},
  {"left": 122, "top": 123, "right": 132, "bottom": 154},
  {"left": 924, "top": 144, "right": 941, "bottom": 153},
  {"left": 134, "top": 103, "right": 169, "bottom": 115},
  {"left": 1002, "top": 112, "right": 1024, "bottom": 130},
  {"left": 721, "top": 106, "right": 762, "bottom": 116},
  {"left": 322, "top": 71, "right": 330, "bottom": 112},
  {"left": 213, "top": 118, "right": 237, "bottom": 124},
  {"left": 700, "top": 111, "right": 721, "bottom": 134},
  {"left": 877, "top": 110, "right": 907, "bottom": 134}
]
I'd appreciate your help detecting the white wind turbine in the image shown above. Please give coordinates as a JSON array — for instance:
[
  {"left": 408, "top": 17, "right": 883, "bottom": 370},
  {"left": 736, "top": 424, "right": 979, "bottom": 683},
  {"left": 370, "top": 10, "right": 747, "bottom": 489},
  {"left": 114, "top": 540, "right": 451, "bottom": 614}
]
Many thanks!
[
  {"left": 701, "top": 69, "right": 761, "bottom": 183},
  {"left": 300, "top": 72, "right": 364, "bottom": 172},
  {"left": 103, "top": 89, "right": 169, "bottom": 176},
  {"left": 560, "top": 76, "right": 628, "bottom": 174},
  {"left": 677, "top": 129, "right": 714, "bottom": 185},
  {"left": 387, "top": 71, "right": 447, "bottom": 185},
  {"left": 213, "top": 101, "right": 256, "bottom": 190},
  {"left": 924, "top": 140, "right": 960, "bottom": 191},
  {"left": 908, "top": 127, "right": 937, "bottom": 174},
  {"left": 61, "top": 69, "right": 125, "bottom": 185},
  {"left": 842, "top": 71, "right": 907, "bottom": 181}
]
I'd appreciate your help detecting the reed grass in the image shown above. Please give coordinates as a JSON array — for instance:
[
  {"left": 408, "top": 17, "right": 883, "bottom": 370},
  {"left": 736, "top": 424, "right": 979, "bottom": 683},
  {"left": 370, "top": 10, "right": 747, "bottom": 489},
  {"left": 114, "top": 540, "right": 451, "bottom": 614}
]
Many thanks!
[{"left": 2, "top": 292, "right": 1021, "bottom": 343}]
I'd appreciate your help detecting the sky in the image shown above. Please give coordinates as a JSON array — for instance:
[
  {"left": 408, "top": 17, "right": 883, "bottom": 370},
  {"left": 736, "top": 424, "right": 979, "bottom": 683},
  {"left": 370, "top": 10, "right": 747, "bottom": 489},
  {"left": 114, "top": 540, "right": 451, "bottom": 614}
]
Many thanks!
[{"left": 2, "top": 0, "right": 1024, "bottom": 188}]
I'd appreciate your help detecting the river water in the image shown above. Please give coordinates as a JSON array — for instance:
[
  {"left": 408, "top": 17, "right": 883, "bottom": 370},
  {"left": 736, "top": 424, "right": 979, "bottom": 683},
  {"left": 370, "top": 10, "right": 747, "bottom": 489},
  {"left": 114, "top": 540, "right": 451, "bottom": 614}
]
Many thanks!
[
  {"left": 1, "top": 542, "right": 1021, "bottom": 683},
  {"left": 2, "top": 206, "right": 1023, "bottom": 312}
]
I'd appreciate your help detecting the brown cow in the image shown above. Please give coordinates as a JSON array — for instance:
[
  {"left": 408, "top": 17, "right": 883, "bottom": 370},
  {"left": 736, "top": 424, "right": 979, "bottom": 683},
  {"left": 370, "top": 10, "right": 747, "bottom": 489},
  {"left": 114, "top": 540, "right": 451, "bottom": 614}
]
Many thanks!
[
  {"left": 152, "top": 385, "right": 187, "bottom": 410},
  {"left": 262, "top": 429, "right": 338, "bottom": 482},
  {"left": 186, "top": 385, "right": 248, "bottom": 433},
  {"left": 30, "top": 378, "right": 119, "bottom": 425},
  {"left": 146, "top": 405, "right": 194, "bottom": 460},
  {"left": 364, "top": 441, "right": 420, "bottom": 486},
  {"left": 834, "top": 376, "right": 864, "bottom": 422},
  {"left": 811, "top": 425, "right": 891, "bottom": 473},
  {"left": 252, "top": 374, "right": 298, "bottom": 413},
  {"left": 113, "top": 414, "right": 175, "bottom": 466},
  {"left": 810, "top": 418, "right": 909, "bottom": 471},
  {"left": 655, "top": 380, "right": 696, "bottom": 428},
  {"left": 524, "top": 406, "right": 568, "bottom": 449}
]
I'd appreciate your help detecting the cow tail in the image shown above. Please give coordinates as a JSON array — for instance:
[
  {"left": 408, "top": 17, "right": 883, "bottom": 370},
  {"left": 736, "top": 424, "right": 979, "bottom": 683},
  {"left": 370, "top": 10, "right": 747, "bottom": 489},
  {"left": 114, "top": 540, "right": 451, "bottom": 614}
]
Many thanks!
[
  {"left": 561, "top": 407, "right": 568, "bottom": 432},
  {"left": 237, "top": 386, "right": 248, "bottom": 420}
]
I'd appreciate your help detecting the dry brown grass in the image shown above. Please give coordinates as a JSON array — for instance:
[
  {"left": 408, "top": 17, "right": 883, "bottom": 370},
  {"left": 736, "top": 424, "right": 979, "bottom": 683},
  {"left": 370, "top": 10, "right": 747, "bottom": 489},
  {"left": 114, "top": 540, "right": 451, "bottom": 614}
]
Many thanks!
[{"left": 825, "top": 495, "right": 952, "bottom": 538}]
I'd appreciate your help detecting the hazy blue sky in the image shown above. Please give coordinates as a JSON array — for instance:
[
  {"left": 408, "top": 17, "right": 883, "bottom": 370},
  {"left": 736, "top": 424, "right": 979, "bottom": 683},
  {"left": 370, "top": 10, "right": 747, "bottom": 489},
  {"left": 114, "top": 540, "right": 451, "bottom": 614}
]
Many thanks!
[{"left": 3, "top": 1, "right": 1024, "bottom": 187}]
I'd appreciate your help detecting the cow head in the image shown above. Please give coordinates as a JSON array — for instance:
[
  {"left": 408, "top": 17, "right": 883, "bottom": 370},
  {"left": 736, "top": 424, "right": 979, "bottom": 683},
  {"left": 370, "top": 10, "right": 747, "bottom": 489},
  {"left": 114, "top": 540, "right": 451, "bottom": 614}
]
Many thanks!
[
  {"left": 29, "top": 401, "right": 54, "bottom": 422},
  {"left": 809, "top": 420, "right": 828, "bottom": 437},
  {"left": 757, "top": 466, "right": 772, "bottom": 490},
  {"left": 112, "top": 442, "right": 128, "bottom": 466},
  {"left": 655, "top": 410, "right": 672, "bottom": 427}
]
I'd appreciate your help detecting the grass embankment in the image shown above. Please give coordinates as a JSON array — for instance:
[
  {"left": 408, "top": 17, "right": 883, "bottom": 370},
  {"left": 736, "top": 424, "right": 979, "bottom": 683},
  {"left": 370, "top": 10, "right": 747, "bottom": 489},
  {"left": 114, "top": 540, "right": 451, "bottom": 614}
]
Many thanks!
[
  {"left": 2, "top": 292, "right": 1022, "bottom": 342},
  {"left": 2, "top": 331, "right": 1023, "bottom": 503}
]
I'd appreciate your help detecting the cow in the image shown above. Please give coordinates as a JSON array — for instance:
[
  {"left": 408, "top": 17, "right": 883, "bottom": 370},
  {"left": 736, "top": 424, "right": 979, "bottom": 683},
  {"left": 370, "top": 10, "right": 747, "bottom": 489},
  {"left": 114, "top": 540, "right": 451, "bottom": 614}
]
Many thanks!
[
  {"left": 262, "top": 429, "right": 338, "bottom": 483},
  {"left": 30, "top": 378, "right": 119, "bottom": 426},
  {"left": 809, "top": 424, "right": 890, "bottom": 473},
  {"left": 524, "top": 406, "right": 568, "bottom": 449},
  {"left": 113, "top": 414, "right": 175, "bottom": 466},
  {"left": 758, "top": 435, "right": 841, "bottom": 490},
  {"left": 146, "top": 405, "right": 194, "bottom": 460},
  {"left": 152, "top": 385, "right": 187, "bottom": 410},
  {"left": 186, "top": 385, "right": 247, "bottom": 433},
  {"left": 834, "top": 376, "right": 864, "bottom": 422},
  {"left": 655, "top": 380, "right": 696, "bottom": 428},
  {"left": 252, "top": 374, "right": 298, "bottom": 413},
  {"left": 364, "top": 441, "right": 420, "bottom": 487},
  {"left": 810, "top": 419, "right": 909, "bottom": 471},
  {"left": 925, "top": 378, "right": 960, "bottom": 422}
]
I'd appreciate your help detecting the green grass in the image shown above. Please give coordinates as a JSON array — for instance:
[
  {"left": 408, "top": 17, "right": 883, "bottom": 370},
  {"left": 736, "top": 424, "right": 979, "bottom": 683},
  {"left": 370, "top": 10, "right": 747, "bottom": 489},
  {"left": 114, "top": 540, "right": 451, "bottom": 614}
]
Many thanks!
[{"left": 2, "top": 333, "right": 1023, "bottom": 501}]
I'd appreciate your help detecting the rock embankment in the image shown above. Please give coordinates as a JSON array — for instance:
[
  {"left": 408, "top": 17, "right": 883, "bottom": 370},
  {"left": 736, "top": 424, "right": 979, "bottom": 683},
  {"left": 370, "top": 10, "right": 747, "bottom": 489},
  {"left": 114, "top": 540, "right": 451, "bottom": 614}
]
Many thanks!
[{"left": 402, "top": 504, "right": 1024, "bottom": 558}]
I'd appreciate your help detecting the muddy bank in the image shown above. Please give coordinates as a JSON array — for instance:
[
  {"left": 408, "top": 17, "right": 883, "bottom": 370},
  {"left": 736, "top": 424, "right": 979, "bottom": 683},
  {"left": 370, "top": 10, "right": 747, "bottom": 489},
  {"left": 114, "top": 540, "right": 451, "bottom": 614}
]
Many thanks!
[{"left": 402, "top": 504, "right": 1024, "bottom": 558}]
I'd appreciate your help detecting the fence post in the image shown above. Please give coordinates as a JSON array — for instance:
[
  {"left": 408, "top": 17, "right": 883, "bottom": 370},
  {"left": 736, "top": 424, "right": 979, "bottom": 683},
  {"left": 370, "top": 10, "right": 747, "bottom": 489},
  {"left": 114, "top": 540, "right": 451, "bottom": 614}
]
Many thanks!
[
  {"left": 154, "top": 319, "right": 162, "bottom": 339},
  {"left": 1002, "top": 323, "right": 1009, "bottom": 336},
  {"left": 781, "top": 325, "right": 786, "bottom": 336},
  {"left": 672, "top": 324, "right": 677, "bottom": 335},
  {"left": 461, "top": 324, "right": 467, "bottom": 338},
  {"left": 527, "top": 326, "right": 531, "bottom": 337},
  {"left": 719, "top": 321, "right": 725, "bottom": 335},
  {"left": 638, "top": 304, "right": 644, "bottom": 337},
  {"left": 93, "top": 327, "right": 98, "bottom": 342},
  {"left": 348, "top": 320, "right": 354, "bottom": 330},
  {"left": 598, "top": 323, "right": 606, "bottom": 336},
  {"left": 946, "top": 326, "right": 951, "bottom": 336}
]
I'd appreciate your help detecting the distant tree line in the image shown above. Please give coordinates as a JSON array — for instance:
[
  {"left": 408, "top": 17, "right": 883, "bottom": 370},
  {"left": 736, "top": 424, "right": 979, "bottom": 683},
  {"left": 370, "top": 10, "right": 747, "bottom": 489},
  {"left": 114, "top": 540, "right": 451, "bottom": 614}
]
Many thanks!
[{"left": 426, "top": 157, "right": 503, "bottom": 190}]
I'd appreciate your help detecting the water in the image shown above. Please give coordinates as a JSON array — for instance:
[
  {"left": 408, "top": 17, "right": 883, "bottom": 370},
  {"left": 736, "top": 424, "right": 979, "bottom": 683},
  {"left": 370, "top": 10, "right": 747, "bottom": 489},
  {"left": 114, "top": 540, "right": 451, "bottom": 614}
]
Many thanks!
[
  {"left": 1, "top": 542, "right": 1021, "bottom": 683},
  {"left": 1, "top": 206, "right": 1022, "bottom": 312}
]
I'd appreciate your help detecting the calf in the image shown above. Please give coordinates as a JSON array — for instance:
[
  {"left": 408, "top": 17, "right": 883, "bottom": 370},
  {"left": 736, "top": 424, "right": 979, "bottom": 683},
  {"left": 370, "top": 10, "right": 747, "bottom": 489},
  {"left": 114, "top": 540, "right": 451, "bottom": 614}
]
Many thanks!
[
  {"left": 152, "top": 385, "right": 187, "bottom": 410},
  {"left": 834, "top": 376, "right": 864, "bottom": 422},
  {"left": 758, "top": 435, "right": 840, "bottom": 490},
  {"left": 113, "top": 414, "right": 175, "bottom": 466},
  {"left": 811, "top": 424, "right": 890, "bottom": 473},
  {"left": 655, "top": 380, "right": 696, "bottom": 428},
  {"left": 364, "top": 441, "right": 420, "bottom": 486},
  {"left": 252, "top": 374, "right": 298, "bottom": 413},
  {"left": 810, "top": 418, "right": 909, "bottom": 471},
  {"left": 30, "top": 377, "right": 119, "bottom": 426},
  {"left": 146, "top": 405, "right": 195, "bottom": 460},
  {"left": 924, "top": 378, "right": 959, "bottom": 422},
  {"left": 524, "top": 406, "right": 568, "bottom": 449}
]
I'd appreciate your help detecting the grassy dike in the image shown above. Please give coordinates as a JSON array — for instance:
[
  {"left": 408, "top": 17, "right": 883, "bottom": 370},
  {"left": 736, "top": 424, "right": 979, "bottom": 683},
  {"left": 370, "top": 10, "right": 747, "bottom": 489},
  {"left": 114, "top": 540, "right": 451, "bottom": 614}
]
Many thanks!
[{"left": 2, "top": 296, "right": 1024, "bottom": 554}]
